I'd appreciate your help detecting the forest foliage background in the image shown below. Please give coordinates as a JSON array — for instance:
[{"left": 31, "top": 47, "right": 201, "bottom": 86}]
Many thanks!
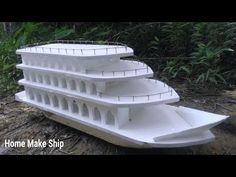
[{"left": 0, "top": 22, "right": 236, "bottom": 97}]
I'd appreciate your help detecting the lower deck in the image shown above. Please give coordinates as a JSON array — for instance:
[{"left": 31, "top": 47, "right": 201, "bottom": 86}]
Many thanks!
[{"left": 15, "top": 91, "right": 228, "bottom": 148}]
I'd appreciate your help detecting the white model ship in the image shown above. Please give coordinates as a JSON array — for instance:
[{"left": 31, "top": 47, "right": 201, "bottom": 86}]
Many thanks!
[{"left": 15, "top": 40, "right": 228, "bottom": 148}]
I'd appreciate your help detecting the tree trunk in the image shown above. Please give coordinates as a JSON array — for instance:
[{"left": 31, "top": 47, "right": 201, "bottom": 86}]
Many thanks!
[{"left": 2, "top": 22, "right": 18, "bottom": 34}]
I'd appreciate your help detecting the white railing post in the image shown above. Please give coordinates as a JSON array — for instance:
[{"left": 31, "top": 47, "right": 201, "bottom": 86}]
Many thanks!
[{"left": 99, "top": 92, "right": 102, "bottom": 98}]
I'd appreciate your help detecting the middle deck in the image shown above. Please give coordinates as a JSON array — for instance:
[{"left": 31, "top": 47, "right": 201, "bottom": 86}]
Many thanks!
[
  {"left": 18, "top": 78, "right": 179, "bottom": 107},
  {"left": 17, "top": 60, "right": 153, "bottom": 81}
]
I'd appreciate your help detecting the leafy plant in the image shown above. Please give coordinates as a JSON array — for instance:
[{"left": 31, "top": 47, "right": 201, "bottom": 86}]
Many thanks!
[
  {"left": 53, "top": 27, "right": 75, "bottom": 40},
  {"left": 191, "top": 42, "right": 233, "bottom": 66},
  {"left": 162, "top": 59, "right": 191, "bottom": 79},
  {"left": 195, "top": 68, "right": 226, "bottom": 84},
  {"left": 1, "top": 22, "right": 236, "bottom": 97},
  {"left": 190, "top": 41, "right": 234, "bottom": 84},
  {"left": 0, "top": 22, "right": 76, "bottom": 96}
]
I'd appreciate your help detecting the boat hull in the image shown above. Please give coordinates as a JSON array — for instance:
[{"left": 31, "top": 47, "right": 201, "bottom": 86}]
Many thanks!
[
  {"left": 43, "top": 111, "right": 216, "bottom": 148},
  {"left": 15, "top": 91, "right": 228, "bottom": 148}
]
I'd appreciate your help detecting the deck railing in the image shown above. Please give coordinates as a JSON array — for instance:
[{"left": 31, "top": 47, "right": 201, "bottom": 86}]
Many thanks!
[
  {"left": 20, "top": 40, "right": 127, "bottom": 48},
  {"left": 18, "top": 40, "right": 130, "bottom": 56},
  {"left": 20, "top": 58, "right": 152, "bottom": 77},
  {"left": 98, "top": 81, "right": 174, "bottom": 102},
  {"left": 85, "top": 60, "right": 150, "bottom": 76}
]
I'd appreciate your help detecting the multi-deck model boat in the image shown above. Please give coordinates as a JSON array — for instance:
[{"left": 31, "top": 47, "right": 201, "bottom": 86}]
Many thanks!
[{"left": 15, "top": 40, "right": 228, "bottom": 148}]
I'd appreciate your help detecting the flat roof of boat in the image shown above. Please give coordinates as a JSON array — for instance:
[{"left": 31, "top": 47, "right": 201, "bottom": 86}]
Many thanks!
[{"left": 16, "top": 43, "right": 134, "bottom": 58}]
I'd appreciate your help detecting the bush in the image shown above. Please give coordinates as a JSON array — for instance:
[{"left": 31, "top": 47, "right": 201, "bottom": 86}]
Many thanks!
[{"left": 0, "top": 22, "right": 236, "bottom": 97}]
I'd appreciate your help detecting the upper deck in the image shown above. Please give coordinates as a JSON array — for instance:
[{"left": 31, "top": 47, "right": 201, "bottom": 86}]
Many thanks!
[
  {"left": 16, "top": 40, "right": 153, "bottom": 81},
  {"left": 16, "top": 40, "right": 133, "bottom": 59}
]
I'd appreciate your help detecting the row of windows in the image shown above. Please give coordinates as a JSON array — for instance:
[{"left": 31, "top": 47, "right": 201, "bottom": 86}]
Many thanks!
[
  {"left": 24, "top": 71, "right": 97, "bottom": 95},
  {"left": 26, "top": 88, "right": 115, "bottom": 126},
  {"left": 22, "top": 59, "right": 146, "bottom": 77},
  {"left": 23, "top": 58, "right": 80, "bottom": 72}
]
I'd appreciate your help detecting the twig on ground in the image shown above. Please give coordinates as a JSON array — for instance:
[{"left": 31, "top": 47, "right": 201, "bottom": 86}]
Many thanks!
[
  {"left": 58, "top": 149, "right": 74, "bottom": 155},
  {"left": 60, "top": 135, "right": 76, "bottom": 141},
  {"left": 68, "top": 136, "right": 81, "bottom": 151},
  {"left": 215, "top": 103, "right": 234, "bottom": 112},
  {"left": 227, "top": 99, "right": 236, "bottom": 104}
]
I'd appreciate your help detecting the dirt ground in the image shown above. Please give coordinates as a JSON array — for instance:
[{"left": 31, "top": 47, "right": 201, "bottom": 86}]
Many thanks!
[{"left": 0, "top": 82, "right": 236, "bottom": 155}]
